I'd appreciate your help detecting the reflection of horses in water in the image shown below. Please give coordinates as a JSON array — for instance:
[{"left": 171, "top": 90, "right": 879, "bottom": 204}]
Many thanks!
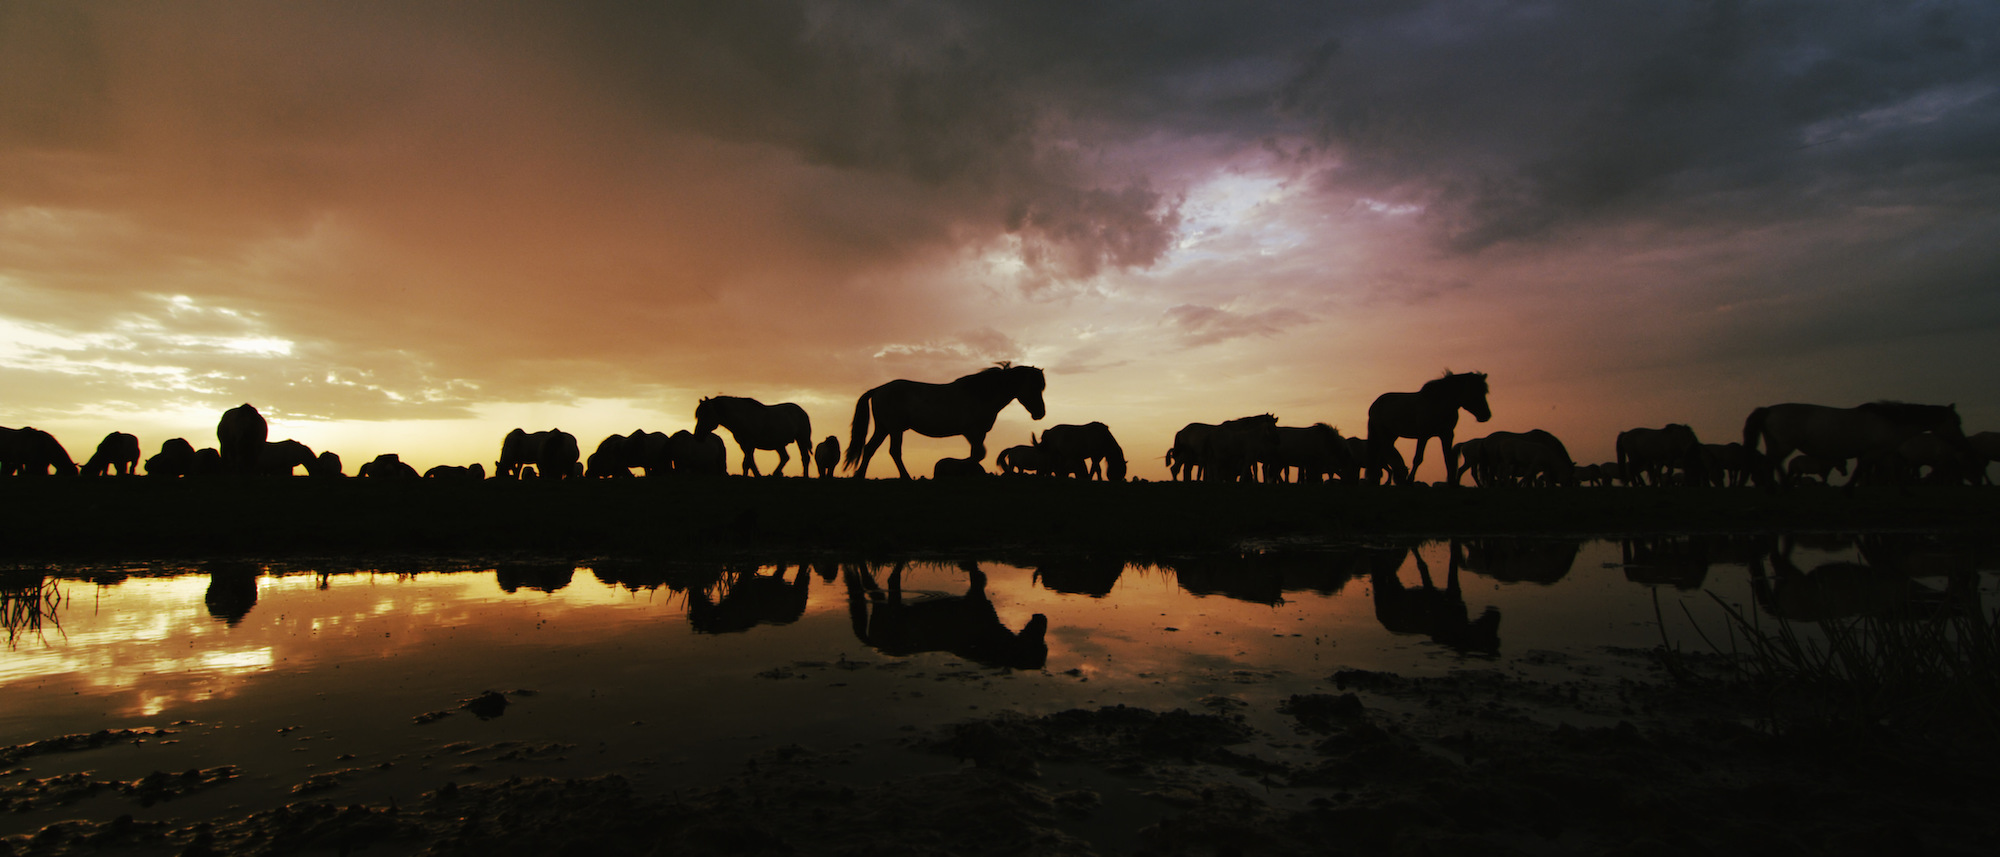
[
  {"left": 82, "top": 432, "right": 141, "bottom": 476},
  {"left": 845, "top": 364, "right": 1047, "bottom": 479},
  {"left": 695, "top": 396, "right": 813, "bottom": 477},
  {"left": 496, "top": 428, "right": 581, "bottom": 480},
  {"left": 1036, "top": 422, "right": 1127, "bottom": 481},
  {"left": 1032, "top": 556, "right": 1127, "bottom": 598},
  {"left": 1, "top": 426, "right": 78, "bottom": 477},
  {"left": 1366, "top": 371, "right": 1490, "bottom": 485},
  {"left": 1368, "top": 545, "right": 1500, "bottom": 653},
  {"left": 496, "top": 562, "right": 574, "bottom": 594},
  {"left": 1453, "top": 538, "right": 1581, "bottom": 585},
  {"left": 814, "top": 436, "right": 840, "bottom": 478},
  {"left": 688, "top": 565, "right": 813, "bottom": 634},
  {"left": 844, "top": 561, "right": 1048, "bottom": 669},
  {"left": 1749, "top": 545, "right": 1968, "bottom": 622},
  {"left": 217, "top": 404, "right": 268, "bottom": 476},
  {"left": 1745, "top": 402, "right": 1968, "bottom": 489},
  {"left": 204, "top": 562, "right": 261, "bottom": 626},
  {"left": 1620, "top": 536, "right": 1721, "bottom": 590}
]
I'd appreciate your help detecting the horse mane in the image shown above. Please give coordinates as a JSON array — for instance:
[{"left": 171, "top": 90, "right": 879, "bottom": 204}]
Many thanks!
[{"left": 1422, "top": 370, "right": 1488, "bottom": 394}]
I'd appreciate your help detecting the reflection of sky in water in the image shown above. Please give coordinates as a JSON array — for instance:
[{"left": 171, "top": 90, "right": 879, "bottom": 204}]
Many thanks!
[{"left": 3, "top": 538, "right": 1993, "bottom": 833}]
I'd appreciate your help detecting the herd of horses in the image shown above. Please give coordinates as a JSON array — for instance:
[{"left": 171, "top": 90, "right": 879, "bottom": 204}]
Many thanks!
[{"left": 2, "top": 364, "right": 1994, "bottom": 489}]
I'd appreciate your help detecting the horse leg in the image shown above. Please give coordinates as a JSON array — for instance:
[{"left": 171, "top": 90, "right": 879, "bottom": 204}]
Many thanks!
[
  {"left": 774, "top": 445, "right": 791, "bottom": 477},
  {"left": 1439, "top": 431, "right": 1458, "bottom": 486},
  {"left": 887, "top": 432, "right": 912, "bottom": 479},
  {"left": 1408, "top": 437, "right": 1429, "bottom": 485},
  {"left": 965, "top": 432, "right": 988, "bottom": 468},
  {"left": 857, "top": 429, "right": 891, "bottom": 479}
]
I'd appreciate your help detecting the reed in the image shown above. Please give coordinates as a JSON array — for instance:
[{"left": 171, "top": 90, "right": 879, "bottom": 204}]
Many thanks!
[
  {"left": 1, "top": 571, "right": 66, "bottom": 647},
  {"left": 1695, "top": 593, "right": 2000, "bottom": 741}
]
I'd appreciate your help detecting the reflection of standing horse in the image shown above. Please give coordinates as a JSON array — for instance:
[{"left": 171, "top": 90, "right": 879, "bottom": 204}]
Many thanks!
[
  {"left": 1036, "top": 422, "right": 1127, "bottom": 481},
  {"left": 695, "top": 396, "right": 813, "bottom": 477},
  {"left": 844, "top": 364, "right": 1046, "bottom": 479},
  {"left": 1368, "top": 545, "right": 1500, "bottom": 653},
  {"left": 1366, "top": 371, "right": 1490, "bottom": 485},
  {"left": 1745, "top": 402, "right": 1967, "bottom": 489},
  {"left": 688, "top": 565, "right": 813, "bottom": 634},
  {"left": 844, "top": 561, "right": 1048, "bottom": 669},
  {"left": 217, "top": 404, "right": 268, "bottom": 476}
]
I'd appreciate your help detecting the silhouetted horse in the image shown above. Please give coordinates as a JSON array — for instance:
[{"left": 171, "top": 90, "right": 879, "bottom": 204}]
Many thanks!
[
  {"left": 1785, "top": 453, "right": 1848, "bottom": 485},
  {"left": 1368, "top": 545, "right": 1500, "bottom": 653},
  {"left": 1271, "top": 424, "right": 1356, "bottom": 483},
  {"left": 814, "top": 435, "right": 840, "bottom": 478},
  {"left": 1198, "top": 414, "right": 1279, "bottom": 483},
  {"left": 256, "top": 439, "right": 318, "bottom": 476},
  {"left": 689, "top": 565, "right": 812, "bottom": 634},
  {"left": 1617, "top": 424, "right": 1702, "bottom": 487},
  {"left": 997, "top": 444, "right": 1052, "bottom": 475},
  {"left": 496, "top": 428, "right": 581, "bottom": 480},
  {"left": 1885, "top": 432, "right": 1984, "bottom": 486},
  {"left": 845, "top": 364, "right": 1046, "bottom": 479},
  {"left": 1472, "top": 429, "right": 1574, "bottom": 487},
  {"left": 1699, "top": 442, "right": 1762, "bottom": 488},
  {"left": 217, "top": 404, "right": 268, "bottom": 476},
  {"left": 1366, "top": 371, "right": 1490, "bottom": 485},
  {"left": 358, "top": 453, "right": 420, "bottom": 479},
  {"left": 585, "top": 433, "right": 636, "bottom": 478},
  {"left": 0, "top": 427, "right": 77, "bottom": 477},
  {"left": 1347, "top": 437, "right": 1408, "bottom": 485},
  {"left": 932, "top": 457, "right": 988, "bottom": 479},
  {"left": 696, "top": 396, "right": 813, "bottom": 477},
  {"left": 81, "top": 432, "right": 140, "bottom": 476},
  {"left": 313, "top": 451, "right": 344, "bottom": 478},
  {"left": 1969, "top": 431, "right": 2000, "bottom": 486},
  {"left": 1036, "top": 422, "right": 1127, "bottom": 481},
  {"left": 145, "top": 438, "right": 198, "bottom": 478},
  {"left": 669, "top": 430, "right": 727, "bottom": 476},
  {"left": 424, "top": 463, "right": 486, "bottom": 481},
  {"left": 1745, "top": 401, "right": 1968, "bottom": 489},
  {"left": 845, "top": 561, "right": 1049, "bottom": 669}
]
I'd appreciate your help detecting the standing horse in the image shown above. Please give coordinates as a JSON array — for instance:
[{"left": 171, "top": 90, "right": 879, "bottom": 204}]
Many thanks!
[
  {"left": 82, "top": 432, "right": 141, "bottom": 476},
  {"left": 814, "top": 436, "right": 841, "bottom": 478},
  {"left": 844, "top": 364, "right": 1046, "bottom": 479},
  {"left": 1365, "top": 371, "right": 1490, "bottom": 485},
  {"left": 1035, "top": 421, "right": 1127, "bottom": 481},
  {"left": 1616, "top": 424, "right": 1702, "bottom": 487},
  {"left": 1744, "top": 401, "right": 1968, "bottom": 489},
  {"left": 694, "top": 396, "right": 813, "bottom": 477},
  {"left": 217, "top": 403, "right": 268, "bottom": 476}
]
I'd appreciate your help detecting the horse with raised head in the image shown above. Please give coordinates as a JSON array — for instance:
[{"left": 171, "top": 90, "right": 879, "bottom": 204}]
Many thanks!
[
  {"left": 844, "top": 363, "right": 1046, "bottom": 479},
  {"left": 1035, "top": 421, "right": 1127, "bottom": 481},
  {"left": 1365, "top": 371, "right": 1490, "bottom": 485},
  {"left": 1745, "top": 401, "right": 1969, "bottom": 489},
  {"left": 695, "top": 396, "right": 813, "bottom": 477},
  {"left": 82, "top": 432, "right": 141, "bottom": 476},
  {"left": 217, "top": 404, "right": 268, "bottom": 476}
]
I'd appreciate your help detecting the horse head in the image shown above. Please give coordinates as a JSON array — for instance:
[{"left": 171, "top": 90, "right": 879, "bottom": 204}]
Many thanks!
[
  {"left": 1009, "top": 365, "right": 1047, "bottom": 420},
  {"left": 1445, "top": 371, "right": 1491, "bottom": 422}
]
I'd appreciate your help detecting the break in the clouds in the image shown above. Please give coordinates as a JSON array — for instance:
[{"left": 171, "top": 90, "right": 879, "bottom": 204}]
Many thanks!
[{"left": 3, "top": 1, "right": 1998, "bottom": 475}]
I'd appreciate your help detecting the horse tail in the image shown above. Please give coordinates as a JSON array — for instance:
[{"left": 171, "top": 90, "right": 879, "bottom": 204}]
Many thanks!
[{"left": 843, "top": 390, "right": 873, "bottom": 470}]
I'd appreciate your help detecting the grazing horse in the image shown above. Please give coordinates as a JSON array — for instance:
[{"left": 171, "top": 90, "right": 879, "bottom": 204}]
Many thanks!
[
  {"left": 0, "top": 427, "right": 77, "bottom": 476},
  {"left": 1366, "top": 371, "right": 1490, "bottom": 485},
  {"left": 145, "top": 438, "right": 198, "bottom": 478},
  {"left": 1476, "top": 429, "right": 1574, "bottom": 487},
  {"left": 669, "top": 429, "right": 727, "bottom": 476},
  {"left": 82, "top": 432, "right": 141, "bottom": 476},
  {"left": 256, "top": 439, "right": 319, "bottom": 476},
  {"left": 1699, "top": 442, "right": 1762, "bottom": 488},
  {"left": 313, "top": 451, "right": 344, "bottom": 478},
  {"left": 496, "top": 428, "right": 581, "bottom": 480},
  {"left": 1203, "top": 414, "right": 1280, "bottom": 483},
  {"left": 424, "top": 463, "right": 486, "bottom": 481},
  {"left": 1271, "top": 424, "right": 1357, "bottom": 483},
  {"left": 1035, "top": 421, "right": 1127, "bottom": 481},
  {"left": 1347, "top": 437, "right": 1408, "bottom": 485},
  {"left": 217, "top": 403, "right": 268, "bottom": 476},
  {"left": 1616, "top": 424, "right": 1702, "bottom": 487},
  {"left": 695, "top": 396, "right": 813, "bottom": 477},
  {"left": 844, "top": 364, "right": 1047, "bottom": 479},
  {"left": 358, "top": 453, "right": 420, "bottom": 479},
  {"left": 814, "top": 435, "right": 840, "bottom": 478},
  {"left": 1745, "top": 401, "right": 1968, "bottom": 489}
]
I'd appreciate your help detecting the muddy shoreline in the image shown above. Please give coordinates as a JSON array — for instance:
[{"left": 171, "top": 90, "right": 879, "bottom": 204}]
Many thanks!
[{"left": 3, "top": 478, "right": 1995, "bottom": 562}]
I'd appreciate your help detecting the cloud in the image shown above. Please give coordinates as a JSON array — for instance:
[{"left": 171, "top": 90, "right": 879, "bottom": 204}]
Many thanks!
[{"left": 1162, "top": 304, "right": 1312, "bottom": 347}]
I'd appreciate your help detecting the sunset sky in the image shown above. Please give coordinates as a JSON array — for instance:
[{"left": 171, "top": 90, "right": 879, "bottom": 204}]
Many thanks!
[{"left": 4, "top": 1, "right": 1996, "bottom": 480}]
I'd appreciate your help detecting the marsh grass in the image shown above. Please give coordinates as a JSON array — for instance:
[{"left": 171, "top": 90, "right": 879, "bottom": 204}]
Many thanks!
[
  {"left": 1660, "top": 588, "right": 2000, "bottom": 743},
  {"left": 0, "top": 572, "right": 65, "bottom": 647}
]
